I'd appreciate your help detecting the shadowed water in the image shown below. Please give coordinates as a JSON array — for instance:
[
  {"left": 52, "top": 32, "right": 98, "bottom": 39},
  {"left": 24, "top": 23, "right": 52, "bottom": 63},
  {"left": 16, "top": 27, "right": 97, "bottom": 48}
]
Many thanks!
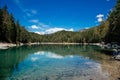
[{"left": 0, "top": 45, "right": 120, "bottom": 80}]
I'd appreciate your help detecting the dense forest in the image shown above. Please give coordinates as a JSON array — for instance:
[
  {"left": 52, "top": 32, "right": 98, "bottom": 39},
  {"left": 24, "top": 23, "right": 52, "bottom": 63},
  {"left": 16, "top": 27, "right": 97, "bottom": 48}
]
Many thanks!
[
  {"left": 104, "top": 0, "right": 120, "bottom": 43},
  {"left": 0, "top": 6, "right": 42, "bottom": 43},
  {"left": 0, "top": 0, "right": 120, "bottom": 44}
]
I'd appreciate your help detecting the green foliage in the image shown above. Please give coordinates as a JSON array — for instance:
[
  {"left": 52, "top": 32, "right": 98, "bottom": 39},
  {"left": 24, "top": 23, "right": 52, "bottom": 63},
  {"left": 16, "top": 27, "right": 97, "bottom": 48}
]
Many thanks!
[
  {"left": 0, "top": 0, "right": 120, "bottom": 44},
  {"left": 38, "top": 29, "right": 103, "bottom": 43},
  {"left": 0, "top": 6, "right": 40, "bottom": 44},
  {"left": 105, "top": 0, "right": 120, "bottom": 43}
]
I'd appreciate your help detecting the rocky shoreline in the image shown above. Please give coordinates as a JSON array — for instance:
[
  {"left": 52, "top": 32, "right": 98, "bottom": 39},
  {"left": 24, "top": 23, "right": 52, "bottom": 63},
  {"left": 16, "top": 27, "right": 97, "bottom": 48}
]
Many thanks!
[
  {"left": 0, "top": 42, "right": 101, "bottom": 49},
  {"left": 1, "top": 42, "right": 120, "bottom": 60},
  {"left": 0, "top": 43, "right": 16, "bottom": 49}
]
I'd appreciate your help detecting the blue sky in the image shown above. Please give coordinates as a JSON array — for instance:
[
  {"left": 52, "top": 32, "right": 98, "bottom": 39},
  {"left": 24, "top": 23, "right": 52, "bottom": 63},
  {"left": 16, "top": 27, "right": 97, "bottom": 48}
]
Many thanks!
[{"left": 0, "top": 0, "right": 116, "bottom": 34}]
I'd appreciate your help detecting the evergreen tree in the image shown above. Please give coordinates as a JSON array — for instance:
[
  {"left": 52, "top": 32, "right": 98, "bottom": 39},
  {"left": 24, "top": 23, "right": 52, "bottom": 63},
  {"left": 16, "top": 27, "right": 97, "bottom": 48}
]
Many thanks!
[{"left": 105, "top": 0, "right": 120, "bottom": 43}]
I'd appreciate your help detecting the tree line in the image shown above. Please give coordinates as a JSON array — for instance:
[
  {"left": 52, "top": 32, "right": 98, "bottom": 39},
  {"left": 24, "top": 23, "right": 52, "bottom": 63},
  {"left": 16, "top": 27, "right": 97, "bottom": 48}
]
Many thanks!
[
  {"left": 0, "top": 0, "right": 120, "bottom": 44},
  {"left": 0, "top": 6, "right": 42, "bottom": 44},
  {"left": 104, "top": 0, "right": 120, "bottom": 43}
]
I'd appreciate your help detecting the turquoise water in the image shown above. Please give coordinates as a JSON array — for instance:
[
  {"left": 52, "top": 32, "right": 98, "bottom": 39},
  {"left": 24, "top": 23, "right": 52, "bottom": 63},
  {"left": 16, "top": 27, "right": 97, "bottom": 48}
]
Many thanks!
[{"left": 0, "top": 45, "right": 119, "bottom": 80}]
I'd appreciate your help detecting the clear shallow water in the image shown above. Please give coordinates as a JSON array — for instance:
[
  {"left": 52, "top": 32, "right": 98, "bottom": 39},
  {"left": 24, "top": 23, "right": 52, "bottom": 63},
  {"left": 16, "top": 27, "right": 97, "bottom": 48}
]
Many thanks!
[{"left": 0, "top": 45, "right": 120, "bottom": 80}]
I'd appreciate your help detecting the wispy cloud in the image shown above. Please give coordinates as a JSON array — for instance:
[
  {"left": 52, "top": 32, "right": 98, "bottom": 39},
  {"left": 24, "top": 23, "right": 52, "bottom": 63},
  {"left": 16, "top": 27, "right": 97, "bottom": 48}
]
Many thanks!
[
  {"left": 33, "top": 27, "right": 74, "bottom": 35},
  {"left": 96, "top": 14, "right": 104, "bottom": 22},
  {"left": 96, "top": 14, "right": 104, "bottom": 18},
  {"left": 29, "top": 19, "right": 49, "bottom": 28},
  {"left": 28, "top": 21, "right": 74, "bottom": 35},
  {"left": 31, "top": 25, "right": 39, "bottom": 29},
  {"left": 29, "top": 19, "right": 39, "bottom": 23},
  {"left": 26, "top": 12, "right": 32, "bottom": 16},
  {"left": 24, "top": 9, "right": 37, "bottom": 16},
  {"left": 13, "top": 0, "right": 37, "bottom": 17},
  {"left": 28, "top": 22, "right": 50, "bottom": 33},
  {"left": 35, "top": 31, "right": 45, "bottom": 35},
  {"left": 14, "top": 0, "right": 23, "bottom": 11},
  {"left": 45, "top": 27, "right": 74, "bottom": 34},
  {"left": 25, "top": 10, "right": 37, "bottom": 17},
  {"left": 38, "top": 23, "right": 49, "bottom": 28},
  {"left": 31, "top": 10, "right": 37, "bottom": 14}
]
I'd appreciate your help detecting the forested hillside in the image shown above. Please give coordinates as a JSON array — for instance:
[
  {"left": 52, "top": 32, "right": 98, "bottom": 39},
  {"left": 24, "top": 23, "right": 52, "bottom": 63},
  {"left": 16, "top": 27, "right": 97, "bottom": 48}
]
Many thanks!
[
  {"left": 0, "top": 6, "right": 42, "bottom": 43},
  {"left": 0, "top": 0, "right": 120, "bottom": 44},
  {"left": 104, "top": 0, "right": 120, "bottom": 43}
]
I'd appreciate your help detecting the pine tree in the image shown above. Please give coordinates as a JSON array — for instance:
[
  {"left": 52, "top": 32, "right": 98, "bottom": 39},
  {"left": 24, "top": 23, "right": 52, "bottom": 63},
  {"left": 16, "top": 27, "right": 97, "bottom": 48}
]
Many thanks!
[{"left": 105, "top": 0, "right": 120, "bottom": 43}]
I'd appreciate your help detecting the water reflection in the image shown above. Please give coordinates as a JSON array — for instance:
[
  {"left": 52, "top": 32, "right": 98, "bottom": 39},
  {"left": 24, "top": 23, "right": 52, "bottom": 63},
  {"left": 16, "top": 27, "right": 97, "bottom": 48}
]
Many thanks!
[{"left": 0, "top": 45, "right": 119, "bottom": 80}]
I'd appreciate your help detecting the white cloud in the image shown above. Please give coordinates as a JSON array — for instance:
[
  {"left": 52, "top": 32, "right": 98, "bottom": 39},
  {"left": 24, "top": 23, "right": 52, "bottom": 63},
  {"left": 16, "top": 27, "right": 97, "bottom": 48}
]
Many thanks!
[
  {"left": 13, "top": 0, "right": 37, "bottom": 17},
  {"left": 96, "top": 14, "right": 104, "bottom": 22},
  {"left": 31, "top": 25, "right": 39, "bottom": 29},
  {"left": 13, "top": 0, "right": 24, "bottom": 11},
  {"left": 29, "top": 19, "right": 39, "bottom": 23},
  {"left": 35, "top": 31, "right": 45, "bottom": 35},
  {"left": 24, "top": 9, "right": 37, "bottom": 16},
  {"left": 28, "top": 22, "right": 50, "bottom": 33},
  {"left": 26, "top": 12, "right": 32, "bottom": 16},
  {"left": 96, "top": 14, "right": 104, "bottom": 18},
  {"left": 45, "top": 27, "right": 64, "bottom": 34},
  {"left": 34, "top": 27, "right": 74, "bottom": 35},
  {"left": 85, "top": 27, "right": 89, "bottom": 29},
  {"left": 28, "top": 21, "right": 74, "bottom": 34},
  {"left": 39, "top": 23, "right": 50, "bottom": 28},
  {"left": 45, "top": 27, "right": 74, "bottom": 34},
  {"left": 31, "top": 10, "right": 37, "bottom": 14},
  {"left": 98, "top": 18, "right": 103, "bottom": 22}
]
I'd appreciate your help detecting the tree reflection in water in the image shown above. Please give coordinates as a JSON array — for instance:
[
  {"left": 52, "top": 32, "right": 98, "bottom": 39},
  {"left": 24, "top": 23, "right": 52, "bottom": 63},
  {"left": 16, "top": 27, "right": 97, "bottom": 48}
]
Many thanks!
[{"left": 0, "top": 45, "right": 119, "bottom": 80}]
